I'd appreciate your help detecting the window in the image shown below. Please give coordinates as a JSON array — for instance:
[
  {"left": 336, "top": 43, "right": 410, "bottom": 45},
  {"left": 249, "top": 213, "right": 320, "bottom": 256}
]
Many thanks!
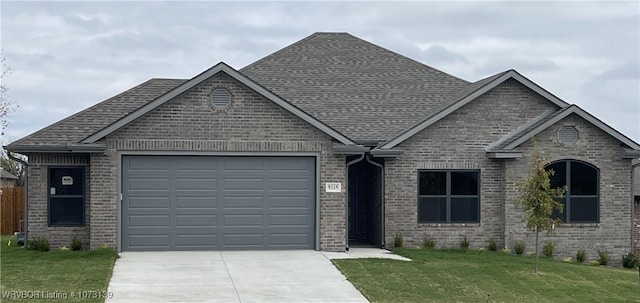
[
  {"left": 418, "top": 170, "right": 480, "bottom": 223},
  {"left": 546, "top": 160, "right": 599, "bottom": 223},
  {"left": 48, "top": 167, "right": 85, "bottom": 226}
]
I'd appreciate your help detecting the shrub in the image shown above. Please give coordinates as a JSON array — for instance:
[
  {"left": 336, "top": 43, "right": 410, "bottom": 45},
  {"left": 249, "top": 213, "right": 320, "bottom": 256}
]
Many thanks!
[
  {"left": 543, "top": 241, "right": 554, "bottom": 257},
  {"left": 487, "top": 238, "right": 497, "bottom": 251},
  {"left": 563, "top": 257, "right": 572, "bottom": 263},
  {"left": 576, "top": 249, "right": 586, "bottom": 263},
  {"left": 622, "top": 252, "right": 639, "bottom": 269},
  {"left": 460, "top": 236, "right": 469, "bottom": 249},
  {"left": 514, "top": 240, "right": 526, "bottom": 255},
  {"left": 394, "top": 233, "right": 403, "bottom": 248},
  {"left": 588, "top": 260, "right": 600, "bottom": 266},
  {"left": 27, "top": 238, "right": 50, "bottom": 252},
  {"left": 71, "top": 236, "right": 83, "bottom": 251},
  {"left": 502, "top": 247, "right": 510, "bottom": 254},
  {"left": 597, "top": 249, "right": 608, "bottom": 266},
  {"left": 60, "top": 246, "right": 70, "bottom": 251},
  {"left": 423, "top": 237, "right": 435, "bottom": 249}
]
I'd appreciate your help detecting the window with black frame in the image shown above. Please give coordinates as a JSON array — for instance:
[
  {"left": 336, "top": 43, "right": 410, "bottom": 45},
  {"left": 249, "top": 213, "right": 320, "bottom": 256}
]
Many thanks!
[
  {"left": 418, "top": 170, "right": 480, "bottom": 223},
  {"left": 546, "top": 160, "right": 599, "bottom": 223},
  {"left": 48, "top": 167, "right": 85, "bottom": 226}
]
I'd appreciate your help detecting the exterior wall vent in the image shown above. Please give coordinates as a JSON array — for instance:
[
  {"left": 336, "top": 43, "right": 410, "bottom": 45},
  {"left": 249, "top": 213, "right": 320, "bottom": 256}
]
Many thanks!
[
  {"left": 558, "top": 126, "right": 578, "bottom": 146},
  {"left": 211, "top": 88, "right": 231, "bottom": 109}
]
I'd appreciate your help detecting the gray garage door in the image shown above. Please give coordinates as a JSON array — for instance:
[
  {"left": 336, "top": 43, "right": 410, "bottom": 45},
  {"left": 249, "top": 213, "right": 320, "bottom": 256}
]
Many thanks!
[{"left": 122, "top": 156, "right": 315, "bottom": 251}]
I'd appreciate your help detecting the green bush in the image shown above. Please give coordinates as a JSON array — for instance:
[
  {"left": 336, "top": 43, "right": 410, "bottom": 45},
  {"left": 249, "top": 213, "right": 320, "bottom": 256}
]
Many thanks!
[
  {"left": 598, "top": 249, "right": 609, "bottom": 266},
  {"left": 487, "top": 238, "right": 497, "bottom": 251},
  {"left": 394, "top": 233, "right": 403, "bottom": 248},
  {"left": 576, "top": 249, "right": 586, "bottom": 263},
  {"left": 543, "top": 241, "right": 554, "bottom": 257},
  {"left": 622, "top": 252, "right": 639, "bottom": 269},
  {"left": 27, "top": 238, "right": 50, "bottom": 252},
  {"left": 460, "top": 236, "right": 469, "bottom": 249},
  {"left": 71, "top": 235, "right": 83, "bottom": 251},
  {"left": 514, "top": 240, "right": 526, "bottom": 255},
  {"left": 423, "top": 237, "right": 435, "bottom": 249}
]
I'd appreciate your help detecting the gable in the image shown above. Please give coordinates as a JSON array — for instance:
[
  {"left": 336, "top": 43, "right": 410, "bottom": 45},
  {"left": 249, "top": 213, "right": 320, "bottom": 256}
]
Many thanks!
[
  {"left": 377, "top": 70, "right": 568, "bottom": 150},
  {"left": 108, "top": 72, "right": 331, "bottom": 143}
]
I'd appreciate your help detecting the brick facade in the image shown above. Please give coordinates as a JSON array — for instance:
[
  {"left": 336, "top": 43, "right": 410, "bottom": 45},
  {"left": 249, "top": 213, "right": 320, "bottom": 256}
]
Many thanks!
[
  {"left": 505, "top": 115, "right": 633, "bottom": 265},
  {"left": 87, "top": 72, "right": 347, "bottom": 251},
  {"left": 385, "top": 79, "right": 555, "bottom": 249},
  {"left": 25, "top": 154, "right": 90, "bottom": 249},
  {"left": 23, "top": 75, "right": 636, "bottom": 259}
]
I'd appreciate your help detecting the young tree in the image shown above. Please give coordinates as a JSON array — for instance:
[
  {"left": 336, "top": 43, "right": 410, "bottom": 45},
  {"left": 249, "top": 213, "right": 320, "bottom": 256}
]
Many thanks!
[
  {"left": 1, "top": 149, "right": 26, "bottom": 186},
  {"left": 1, "top": 52, "right": 16, "bottom": 135},
  {"left": 515, "top": 143, "right": 565, "bottom": 273}
]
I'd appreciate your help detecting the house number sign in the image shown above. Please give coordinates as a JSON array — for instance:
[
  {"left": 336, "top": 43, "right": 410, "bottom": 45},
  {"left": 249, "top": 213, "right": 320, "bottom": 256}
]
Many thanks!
[{"left": 325, "top": 182, "right": 342, "bottom": 193}]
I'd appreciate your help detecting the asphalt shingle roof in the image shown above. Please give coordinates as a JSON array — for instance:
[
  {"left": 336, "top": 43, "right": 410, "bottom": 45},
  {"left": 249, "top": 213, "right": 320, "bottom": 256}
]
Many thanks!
[
  {"left": 241, "top": 32, "right": 470, "bottom": 142},
  {"left": 9, "top": 78, "right": 186, "bottom": 148},
  {"left": 8, "top": 32, "right": 508, "bottom": 149}
]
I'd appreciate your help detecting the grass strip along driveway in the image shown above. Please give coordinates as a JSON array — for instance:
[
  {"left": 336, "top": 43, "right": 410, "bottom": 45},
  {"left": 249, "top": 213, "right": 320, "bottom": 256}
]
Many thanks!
[
  {"left": 0, "top": 236, "right": 118, "bottom": 302},
  {"left": 333, "top": 248, "right": 640, "bottom": 303}
]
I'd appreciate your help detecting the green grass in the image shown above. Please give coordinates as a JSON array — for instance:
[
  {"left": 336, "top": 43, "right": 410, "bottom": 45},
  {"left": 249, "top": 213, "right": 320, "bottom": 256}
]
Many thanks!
[
  {"left": 0, "top": 235, "right": 118, "bottom": 302},
  {"left": 333, "top": 248, "right": 640, "bottom": 303}
]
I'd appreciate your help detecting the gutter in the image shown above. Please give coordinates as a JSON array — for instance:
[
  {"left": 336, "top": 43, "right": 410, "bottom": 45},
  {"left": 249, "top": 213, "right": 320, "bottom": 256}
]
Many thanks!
[
  {"left": 4, "top": 143, "right": 106, "bottom": 154},
  {"left": 8, "top": 152, "right": 28, "bottom": 246}
]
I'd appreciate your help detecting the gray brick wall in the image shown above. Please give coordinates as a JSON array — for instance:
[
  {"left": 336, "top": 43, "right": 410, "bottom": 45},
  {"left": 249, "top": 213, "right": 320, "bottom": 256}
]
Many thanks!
[
  {"left": 635, "top": 198, "right": 639, "bottom": 257},
  {"left": 504, "top": 114, "right": 633, "bottom": 265},
  {"left": 87, "top": 72, "right": 347, "bottom": 251},
  {"left": 25, "top": 154, "right": 90, "bottom": 250},
  {"left": 385, "top": 79, "right": 556, "bottom": 249}
]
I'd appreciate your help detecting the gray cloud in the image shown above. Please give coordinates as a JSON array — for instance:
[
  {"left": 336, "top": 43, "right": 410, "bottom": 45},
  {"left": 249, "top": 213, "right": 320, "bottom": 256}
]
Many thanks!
[{"left": 1, "top": 1, "right": 638, "bottom": 143}]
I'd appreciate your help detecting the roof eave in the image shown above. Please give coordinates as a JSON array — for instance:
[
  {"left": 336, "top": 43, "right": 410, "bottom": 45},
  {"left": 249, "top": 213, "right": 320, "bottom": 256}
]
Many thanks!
[
  {"left": 622, "top": 147, "right": 640, "bottom": 159},
  {"left": 4, "top": 143, "right": 106, "bottom": 154},
  {"left": 331, "top": 143, "right": 370, "bottom": 155},
  {"left": 486, "top": 151, "right": 524, "bottom": 159}
]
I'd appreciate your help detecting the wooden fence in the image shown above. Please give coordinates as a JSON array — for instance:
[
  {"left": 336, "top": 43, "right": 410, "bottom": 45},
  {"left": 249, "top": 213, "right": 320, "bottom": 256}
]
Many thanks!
[{"left": 1, "top": 187, "right": 24, "bottom": 235}]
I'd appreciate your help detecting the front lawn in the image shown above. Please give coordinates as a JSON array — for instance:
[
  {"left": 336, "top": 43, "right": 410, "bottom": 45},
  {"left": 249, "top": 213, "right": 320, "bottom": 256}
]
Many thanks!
[
  {"left": 333, "top": 248, "right": 640, "bottom": 303},
  {"left": 0, "top": 235, "right": 118, "bottom": 302}
]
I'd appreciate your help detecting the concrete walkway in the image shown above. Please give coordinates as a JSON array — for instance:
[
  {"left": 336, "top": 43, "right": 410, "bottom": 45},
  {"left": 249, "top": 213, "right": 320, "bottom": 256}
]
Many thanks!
[{"left": 107, "top": 249, "right": 407, "bottom": 303}]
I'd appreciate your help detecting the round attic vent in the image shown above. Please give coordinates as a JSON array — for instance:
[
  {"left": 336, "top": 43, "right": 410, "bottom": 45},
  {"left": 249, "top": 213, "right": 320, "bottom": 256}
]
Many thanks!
[
  {"left": 211, "top": 88, "right": 231, "bottom": 109},
  {"left": 558, "top": 126, "right": 578, "bottom": 146}
]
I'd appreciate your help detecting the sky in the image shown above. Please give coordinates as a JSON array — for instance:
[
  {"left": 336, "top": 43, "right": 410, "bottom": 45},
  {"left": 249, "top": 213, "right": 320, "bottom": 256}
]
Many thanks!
[{"left": 1, "top": 1, "right": 639, "bottom": 145}]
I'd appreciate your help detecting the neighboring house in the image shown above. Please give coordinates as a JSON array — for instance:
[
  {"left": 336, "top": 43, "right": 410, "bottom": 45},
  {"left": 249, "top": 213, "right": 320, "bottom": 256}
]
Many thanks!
[
  {"left": 1, "top": 170, "right": 19, "bottom": 188},
  {"left": 5, "top": 33, "right": 640, "bottom": 262}
]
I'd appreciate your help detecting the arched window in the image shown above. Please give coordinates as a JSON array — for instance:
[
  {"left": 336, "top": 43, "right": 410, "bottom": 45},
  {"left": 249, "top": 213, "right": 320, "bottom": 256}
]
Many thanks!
[{"left": 545, "top": 160, "right": 599, "bottom": 223}]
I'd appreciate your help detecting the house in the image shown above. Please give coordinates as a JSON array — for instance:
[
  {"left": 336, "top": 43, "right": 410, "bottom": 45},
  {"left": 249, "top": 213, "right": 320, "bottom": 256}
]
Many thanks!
[
  {"left": 634, "top": 159, "right": 640, "bottom": 256},
  {"left": 5, "top": 33, "right": 640, "bottom": 262},
  {"left": 1, "top": 170, "right": 19, "bottom": 188}
]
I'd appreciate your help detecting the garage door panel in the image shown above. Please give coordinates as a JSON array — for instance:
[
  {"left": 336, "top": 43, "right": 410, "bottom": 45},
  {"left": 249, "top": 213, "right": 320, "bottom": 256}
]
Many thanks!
[
  {"left": 176, "top": 197, "right": 217, "bottom": 208},
  {"left": 223, "top": 196, "right": 264, "bottom": 208},
  {"left": 177, "top": 178, "right": 218, "bottom": 190},
  {"left": 128, "top": 235, "right": 170, "bottom": 247},
  {"left": 176, "top": 214, "right": 217, "bottom": 227},
  {"left": 128, "top": 178, "right": 171, "bottom": 190},
  {"left": 123, "top": 156, "right": 315, "bottom": 251},
  {"left": 129, "top": 197, "right": 171, "bottom": 208},
  {"left": 270, "top": 196, "right": 311, "bottom": 208},
  {"left": 176, "top": 235, "right": 217, "bottom": 247},
  {"left": 269, "top": 214, "right": 310, "bottom": 226},
  {"left": 223, "top": 214, "right": 264, "bottom": 227}
]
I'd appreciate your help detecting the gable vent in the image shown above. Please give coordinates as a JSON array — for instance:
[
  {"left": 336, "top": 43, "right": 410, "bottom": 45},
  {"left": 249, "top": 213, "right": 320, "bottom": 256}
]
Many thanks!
[
  {"left": 211, "top": 88, "right": 231, "bottom": 109},
  {"left": 558, "top": 126, "right": 578, "bottom": 146}
]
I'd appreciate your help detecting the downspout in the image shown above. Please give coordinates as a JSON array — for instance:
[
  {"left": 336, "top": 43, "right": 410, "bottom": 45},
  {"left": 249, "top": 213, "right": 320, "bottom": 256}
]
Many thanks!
[
  {"left": 345, "top": 153, "right": 366, "bottom": 251},
  {"left": 631, "top": 161, "right": 640, "bottom": 255},
  {"left": 8, "top": 152, "right": 28, "bottom": 246},
  {"left": 366, "top": 155, "right": 385, "bottom": 249}
]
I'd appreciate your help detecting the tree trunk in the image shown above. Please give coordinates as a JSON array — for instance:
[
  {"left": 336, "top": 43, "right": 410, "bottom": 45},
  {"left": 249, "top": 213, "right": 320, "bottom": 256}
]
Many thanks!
[{"left": 535, "top": 227, "right": 539, "bottom": 274}]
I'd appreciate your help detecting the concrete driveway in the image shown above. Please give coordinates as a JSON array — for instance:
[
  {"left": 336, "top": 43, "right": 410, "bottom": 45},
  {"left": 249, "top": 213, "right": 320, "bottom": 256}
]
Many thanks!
[{"left": 106, "top": 250, "right": 369, "bottom": 303}]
